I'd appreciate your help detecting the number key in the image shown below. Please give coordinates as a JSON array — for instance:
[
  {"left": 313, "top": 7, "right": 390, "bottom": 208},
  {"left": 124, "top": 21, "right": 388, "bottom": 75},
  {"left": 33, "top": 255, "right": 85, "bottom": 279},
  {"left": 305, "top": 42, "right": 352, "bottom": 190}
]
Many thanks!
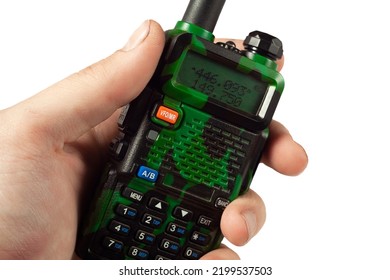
[
  {"left": 116, "top": 204, "right": 137, "bottom": 219},
  {"left": 135, "top": 230, "right": 155, "bottom": 245},
  {"left": 160, "top": 239, "right": 180, "bottom": 255},
  {"left": 141, "top": 213, "right": 162, "bottom": 228},
  {"left": 109, "top": 220, "right": 130, "bottom": 236},
  {"left": 183, "top": 247, "right": 203, "bottom": 260},
  {"left": 166, "top": 222, "right": 187, "bottom": 237},
  {"left": 102, "top": 237, "right": 123, "bottom": 253},
  {"left": 129, "top": 246, "right": 149, "bottom": 260}
]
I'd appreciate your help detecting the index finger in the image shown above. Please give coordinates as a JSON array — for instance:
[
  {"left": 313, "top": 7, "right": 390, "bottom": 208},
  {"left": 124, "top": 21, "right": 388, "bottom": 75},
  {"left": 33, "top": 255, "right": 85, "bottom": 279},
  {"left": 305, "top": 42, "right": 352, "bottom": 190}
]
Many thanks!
[{"left": 263, "top": 120, "right": 308, "bottom": 176}]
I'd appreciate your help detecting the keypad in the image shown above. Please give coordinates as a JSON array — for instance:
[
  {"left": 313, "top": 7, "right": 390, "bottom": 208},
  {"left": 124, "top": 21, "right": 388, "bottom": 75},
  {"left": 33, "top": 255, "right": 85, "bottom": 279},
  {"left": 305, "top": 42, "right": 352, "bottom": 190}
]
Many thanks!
[{"left": 102, "top": 192, "right": 217, "bottom": 259}]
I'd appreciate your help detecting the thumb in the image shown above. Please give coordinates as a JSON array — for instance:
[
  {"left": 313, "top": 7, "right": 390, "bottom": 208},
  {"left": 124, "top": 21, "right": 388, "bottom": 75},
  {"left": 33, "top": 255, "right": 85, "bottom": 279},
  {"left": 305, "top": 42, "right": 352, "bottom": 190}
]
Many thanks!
[{"left": 15, "top": 20, "right": 164, "bottom": 143}]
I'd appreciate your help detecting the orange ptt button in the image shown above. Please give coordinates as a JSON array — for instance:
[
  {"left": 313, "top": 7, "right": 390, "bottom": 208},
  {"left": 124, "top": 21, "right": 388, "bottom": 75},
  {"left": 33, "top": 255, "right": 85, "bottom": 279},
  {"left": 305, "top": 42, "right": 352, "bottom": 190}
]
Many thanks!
[{"left": 156, "top": 106, "right": 179, "bottom": 125}]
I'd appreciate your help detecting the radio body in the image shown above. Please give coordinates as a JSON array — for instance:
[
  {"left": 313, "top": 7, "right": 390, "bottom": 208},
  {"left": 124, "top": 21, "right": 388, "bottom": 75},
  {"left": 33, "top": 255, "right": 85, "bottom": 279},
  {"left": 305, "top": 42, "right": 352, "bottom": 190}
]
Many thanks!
[{"left": 76, "top": 0, "right": 284, "bottom": 260}]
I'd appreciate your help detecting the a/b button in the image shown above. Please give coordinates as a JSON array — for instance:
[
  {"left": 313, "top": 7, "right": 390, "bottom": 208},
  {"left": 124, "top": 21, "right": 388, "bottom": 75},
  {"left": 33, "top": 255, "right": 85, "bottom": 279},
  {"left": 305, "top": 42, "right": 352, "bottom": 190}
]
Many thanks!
[
  {"left": 156, "top": 105, "right": 179, "bottom": 125},
  {"left": 137, "top": 166, "right": 158, "bottom": 182}
]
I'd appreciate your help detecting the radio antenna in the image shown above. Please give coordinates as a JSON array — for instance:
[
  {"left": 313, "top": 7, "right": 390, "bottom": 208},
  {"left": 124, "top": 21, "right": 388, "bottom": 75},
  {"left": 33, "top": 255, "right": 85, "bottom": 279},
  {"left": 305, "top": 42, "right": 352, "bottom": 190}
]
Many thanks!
[{"left": 182, "top": 0, "right": 226, "bottom": 33}]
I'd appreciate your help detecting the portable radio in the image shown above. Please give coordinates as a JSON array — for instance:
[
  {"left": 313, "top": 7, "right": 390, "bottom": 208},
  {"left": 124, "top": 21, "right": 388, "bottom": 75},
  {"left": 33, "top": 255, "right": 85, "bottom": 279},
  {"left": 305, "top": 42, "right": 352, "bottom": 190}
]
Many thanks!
[{"left": 76, "top": 0, "right": 284, "bottom": 260}]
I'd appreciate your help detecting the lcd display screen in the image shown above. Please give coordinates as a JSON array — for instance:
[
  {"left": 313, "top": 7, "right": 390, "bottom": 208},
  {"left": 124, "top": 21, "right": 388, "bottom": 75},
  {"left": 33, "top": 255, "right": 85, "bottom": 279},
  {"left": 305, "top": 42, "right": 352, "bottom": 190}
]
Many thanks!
[{"left": 176, "top": 51, "right": 268, "bottom": 114}]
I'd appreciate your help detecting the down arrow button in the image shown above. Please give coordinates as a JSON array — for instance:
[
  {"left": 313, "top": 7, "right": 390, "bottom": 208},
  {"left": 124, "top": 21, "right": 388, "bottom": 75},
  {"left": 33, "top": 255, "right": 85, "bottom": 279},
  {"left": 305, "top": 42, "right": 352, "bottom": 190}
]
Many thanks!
[{"left": 173, "top": 206, "right": 193, "bottom": 222}]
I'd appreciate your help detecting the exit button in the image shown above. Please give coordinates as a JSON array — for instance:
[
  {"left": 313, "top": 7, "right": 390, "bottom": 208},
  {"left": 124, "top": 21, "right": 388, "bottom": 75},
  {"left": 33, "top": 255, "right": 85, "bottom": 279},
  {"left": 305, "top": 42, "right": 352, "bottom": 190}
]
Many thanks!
[{"left": 137, "top": 166, "right": 158, "bottom": 182}]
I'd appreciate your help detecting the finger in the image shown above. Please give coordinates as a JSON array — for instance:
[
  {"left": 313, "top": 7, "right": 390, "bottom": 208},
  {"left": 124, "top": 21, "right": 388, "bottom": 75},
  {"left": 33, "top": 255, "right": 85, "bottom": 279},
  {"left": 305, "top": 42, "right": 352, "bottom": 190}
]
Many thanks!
[
  {"left": 200, "top": 244, "right": 240, "bottom": 260},
  {"left": 16, "top": 20, "right": 165, "bottom": 144},
  {"left": 276, "top": 55, "right": 284, "bottom": 71},
  {"left": 214, "top": 38, "right": 284, "bottom": 71},
  {"left": 220, "top": 190, "right": 266, "bottom": 246},
  {"left": 262, "top": 120, "right": 308, "bottom": 176}
]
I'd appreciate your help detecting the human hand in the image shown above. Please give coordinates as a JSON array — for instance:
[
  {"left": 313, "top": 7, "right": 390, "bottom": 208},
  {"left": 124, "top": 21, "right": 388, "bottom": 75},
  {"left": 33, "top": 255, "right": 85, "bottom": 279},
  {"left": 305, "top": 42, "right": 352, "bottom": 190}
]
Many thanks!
[{"left": 0, "top": 20, "right": 307, "bottom": 259}]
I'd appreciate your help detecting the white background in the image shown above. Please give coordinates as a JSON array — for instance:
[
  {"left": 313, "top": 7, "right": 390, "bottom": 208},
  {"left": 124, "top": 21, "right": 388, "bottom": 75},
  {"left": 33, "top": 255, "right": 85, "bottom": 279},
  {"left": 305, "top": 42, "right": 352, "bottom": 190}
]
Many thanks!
[{"left": 1, "top": 0, "right": 389, "bottom": 279}]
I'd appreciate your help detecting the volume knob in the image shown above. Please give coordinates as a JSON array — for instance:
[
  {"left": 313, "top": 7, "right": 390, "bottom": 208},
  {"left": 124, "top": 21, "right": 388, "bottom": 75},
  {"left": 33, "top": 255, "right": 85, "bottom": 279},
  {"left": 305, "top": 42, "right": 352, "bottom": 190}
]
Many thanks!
[{"left": 244, "top": 31, "right": 283, "bottom": 61}]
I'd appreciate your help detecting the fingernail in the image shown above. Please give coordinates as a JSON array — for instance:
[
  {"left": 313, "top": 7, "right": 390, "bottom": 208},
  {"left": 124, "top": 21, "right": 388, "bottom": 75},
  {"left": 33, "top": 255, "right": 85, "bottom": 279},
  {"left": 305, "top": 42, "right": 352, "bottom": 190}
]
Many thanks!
[
  {"left": 123, "top": 20, "right": 151, "bottom": 51},
  {"left": 242, "top": 211, "right": 257, "bottom": 242}
]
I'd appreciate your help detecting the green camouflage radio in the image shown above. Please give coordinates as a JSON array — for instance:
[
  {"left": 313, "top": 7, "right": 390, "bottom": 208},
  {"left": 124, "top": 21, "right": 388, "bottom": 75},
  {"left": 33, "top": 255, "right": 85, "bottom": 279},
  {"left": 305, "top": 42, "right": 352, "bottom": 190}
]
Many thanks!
[{"left": 76, "top": 0, "right": 284, "bottom": 260}]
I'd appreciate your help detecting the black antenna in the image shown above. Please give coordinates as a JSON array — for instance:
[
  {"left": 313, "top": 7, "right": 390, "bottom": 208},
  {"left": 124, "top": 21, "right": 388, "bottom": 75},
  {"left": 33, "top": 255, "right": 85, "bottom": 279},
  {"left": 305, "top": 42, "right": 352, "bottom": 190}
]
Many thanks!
[{"left": 182, "top": 0, "right": 226, "bottom": 33}]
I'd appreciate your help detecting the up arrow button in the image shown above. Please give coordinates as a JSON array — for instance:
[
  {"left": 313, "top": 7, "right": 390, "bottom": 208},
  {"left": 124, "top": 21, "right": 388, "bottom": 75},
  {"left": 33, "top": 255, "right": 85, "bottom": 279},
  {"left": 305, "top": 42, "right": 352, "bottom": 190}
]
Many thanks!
[{"left": 148, "top": 198, "right": 168, "bottom": 213}]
